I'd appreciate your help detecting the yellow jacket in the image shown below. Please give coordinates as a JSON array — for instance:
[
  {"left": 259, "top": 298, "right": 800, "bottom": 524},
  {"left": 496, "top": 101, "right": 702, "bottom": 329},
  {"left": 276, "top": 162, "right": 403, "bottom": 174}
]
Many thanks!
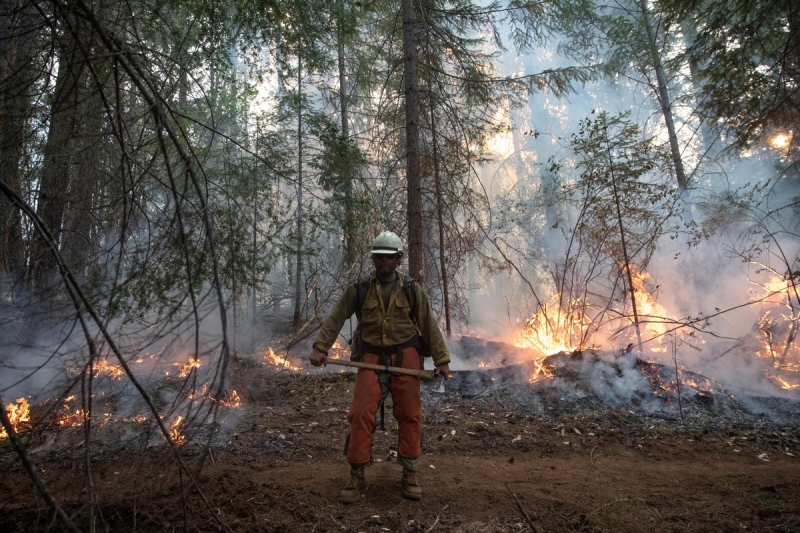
[{"left": 312, "top": 271, "right": 451, "bottom": 366}]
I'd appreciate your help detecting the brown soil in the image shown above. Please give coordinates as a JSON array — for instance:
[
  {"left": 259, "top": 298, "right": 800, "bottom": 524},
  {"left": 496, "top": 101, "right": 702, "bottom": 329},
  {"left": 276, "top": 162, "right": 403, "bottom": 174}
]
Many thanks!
[{"left": 1, "top": 355, "right": 799, "bottom": 533}]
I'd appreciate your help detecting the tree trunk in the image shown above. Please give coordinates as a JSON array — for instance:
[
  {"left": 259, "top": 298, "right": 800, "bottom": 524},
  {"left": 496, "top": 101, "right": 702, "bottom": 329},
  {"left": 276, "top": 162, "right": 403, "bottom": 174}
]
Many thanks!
[
  {"left": 0, "top": 1, "right": 38, "bottom": 295},
  {"left": 336, "top": 7, "right": 357, "bottom": 268},
  {"left": 402, "top": 0, "right": 423, "bottom": 283},
  {"left": 292, "top": 57, "right": 304, "bottom": 332},
  {"left": 680, "top": 20, "right": 720, "bottom": 160},
  {"left": 608, "top": 144, "right": 644, "bottom": 353},
  {"left": 639, "top": 0, "right": 693, "bottom": 225},
  {"left": 29, "top": 16, "right": 89, "bottom": 294},
  {"left": 430, "top": 104, "right": 451, "bottom": 335}
]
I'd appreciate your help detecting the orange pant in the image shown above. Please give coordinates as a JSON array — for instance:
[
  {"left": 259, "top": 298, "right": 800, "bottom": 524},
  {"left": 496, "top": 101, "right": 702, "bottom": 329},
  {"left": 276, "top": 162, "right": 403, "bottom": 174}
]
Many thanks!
[{"left": 346, "top": 347, "right": 422, "bottom": 466}]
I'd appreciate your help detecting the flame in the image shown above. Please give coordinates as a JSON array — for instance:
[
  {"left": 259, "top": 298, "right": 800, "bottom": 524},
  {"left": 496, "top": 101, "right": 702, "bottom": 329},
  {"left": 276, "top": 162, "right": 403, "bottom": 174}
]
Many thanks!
[
  {"left": 770, "top": 374, "right": 800, "bottom": 390},
  {"left": 638, "top": 362, "right": 718, "bottom": 399},
  {"left": 184, "top": 384, "right": 242, "bottom": 409},
  {"left": 515, "top": 266, "right": 679, "bottom": 357},
  {"left": 530, "top": 358, "right": 554, "bottom": 381},
  {"left": 328, "top": 340, "right": 353, "bottom": 360},
  {"left": 749, "top": 273, "right": 800, "bottom": 390},
  {"left": 186, "top": 383, "right": 210, "bottom": 402},
  {"left": 512, "top": 265, "right": 696, "bottom": 382},
  {"left": 627, "top": 267, "right": 674, "bottom": 351},
  {"left": 53, "top": 395, "right": 113, "bottom": 427},
  {"left": 175, "top": 357, "right": 202, "bottom": 377},
  {"left": 93, "top": 359, "right": 125, "bottom": 380},
  {"left": 1, "top": 398, "right": 31, "bottom": 439},
  {"left": 217, "top": 390, "right": 242, "bottom": 408},
  {"left": 57, "top": 408, "right": 87, "bottom": 426},
  {"left": 56, "top": 396, "right": 87, "bottom": 427},
  {"left": 514, "top": 299, "right": 586, "bottom": 356},
  {"left": 170, "top": 416, "right": 186, "bottom": 445},
  {"left": 68, "top": 359, "right": 125, "bottom": 380},
  {"left": 263, "top": 347, "right": 303, "bottom": 371},
  {"left": 513, "top": 297, "right": 574, "bottom": 382}
]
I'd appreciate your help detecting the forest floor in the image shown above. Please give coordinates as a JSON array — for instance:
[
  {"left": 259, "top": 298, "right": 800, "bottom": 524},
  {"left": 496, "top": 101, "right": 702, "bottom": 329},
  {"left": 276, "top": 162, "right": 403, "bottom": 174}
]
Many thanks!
[{"left": 1, "top": 349, "right": 800, "bottom": 533}]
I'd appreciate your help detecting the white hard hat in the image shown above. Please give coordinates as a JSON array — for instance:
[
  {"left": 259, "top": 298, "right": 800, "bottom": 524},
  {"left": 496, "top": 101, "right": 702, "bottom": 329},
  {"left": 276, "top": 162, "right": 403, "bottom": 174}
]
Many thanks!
[{"left": 371, "top": 231, "right": 403, "bottom": 254}]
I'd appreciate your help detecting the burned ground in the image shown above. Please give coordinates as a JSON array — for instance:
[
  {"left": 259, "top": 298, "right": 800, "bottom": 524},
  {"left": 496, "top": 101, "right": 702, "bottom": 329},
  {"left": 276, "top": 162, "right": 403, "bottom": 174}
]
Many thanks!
[{"left": 1, "top": 347, "right": 800, "bottom": 533}]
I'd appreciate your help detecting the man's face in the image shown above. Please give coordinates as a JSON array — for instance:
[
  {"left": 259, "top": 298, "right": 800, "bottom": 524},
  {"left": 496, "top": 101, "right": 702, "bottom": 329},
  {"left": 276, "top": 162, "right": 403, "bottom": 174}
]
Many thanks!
[{"left": 371, "top": 252, "right": 402, "bottom": 279}]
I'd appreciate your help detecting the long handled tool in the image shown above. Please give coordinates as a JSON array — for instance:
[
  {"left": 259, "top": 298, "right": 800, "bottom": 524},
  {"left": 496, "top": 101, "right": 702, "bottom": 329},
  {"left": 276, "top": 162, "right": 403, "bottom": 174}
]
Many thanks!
[{"left": 325, "top": 358, "right": 436, "bottom": 379}]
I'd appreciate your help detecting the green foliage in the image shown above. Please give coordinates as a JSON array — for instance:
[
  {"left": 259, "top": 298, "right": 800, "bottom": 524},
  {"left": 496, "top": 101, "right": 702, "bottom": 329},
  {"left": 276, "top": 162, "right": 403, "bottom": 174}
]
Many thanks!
[
  {"left": 311, "top": 118, "right": 365, "bottom": 195},
  {"left": 665, "top": 0, "right": 800, "bottom": 152},
  {"left": 565, "top": 110, "right": 675, "bottom": 267}
]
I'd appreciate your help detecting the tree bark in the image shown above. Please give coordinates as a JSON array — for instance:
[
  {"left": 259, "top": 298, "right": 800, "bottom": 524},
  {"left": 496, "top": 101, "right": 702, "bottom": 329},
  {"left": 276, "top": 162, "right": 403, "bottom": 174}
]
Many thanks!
[
  {"left": 292, "top": 56, "right": 304, "bottom": 332},
  {"left": 29, "top": 9, "right": 90, "bottom": 294},
  {"left": 0, "top": 1, "right": 38, "bottom": 295},
  {"left": 403, "top": 0, "right": 423, "bottom": 283},
  {"left": 638, "top": 0, "right": 693, "bottom": 225},
  {"left": 430, "top": 104, "right": 451, "bottom": 335},
  {"left": 336, "top": 6, "right": 357, "bottom": 267},
  {"left": 607, "top": 130, "right": 644, "bottom": 353}
]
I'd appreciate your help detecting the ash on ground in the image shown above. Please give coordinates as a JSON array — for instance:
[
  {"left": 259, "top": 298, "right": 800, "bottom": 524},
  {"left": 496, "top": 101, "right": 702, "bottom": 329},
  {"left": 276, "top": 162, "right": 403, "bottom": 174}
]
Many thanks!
[{"left": 424, "top": 336, "right": 800, "bottom": 431}]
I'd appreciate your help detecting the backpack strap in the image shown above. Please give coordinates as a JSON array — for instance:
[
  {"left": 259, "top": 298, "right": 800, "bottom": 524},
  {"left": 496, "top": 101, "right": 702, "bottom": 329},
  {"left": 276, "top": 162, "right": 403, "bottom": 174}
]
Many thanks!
[
  {"left": 354, "top": 277, "right": 370, "bottom": 322},
  {"left": 403, "top": 277, "right": 418, "bottom": 325}
]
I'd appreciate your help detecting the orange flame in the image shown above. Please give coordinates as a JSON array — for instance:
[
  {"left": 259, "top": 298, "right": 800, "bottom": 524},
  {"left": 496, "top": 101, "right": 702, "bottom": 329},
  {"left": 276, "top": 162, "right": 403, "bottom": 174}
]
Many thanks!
[
  {"left": 515, "top": 266, "right": 682, "bottom": 357},
  {"left": 514, "top": 300, "right": 586, "bottom": 356},
  {"left": 186, "top": 383, "right": 210, "bottom": 402},
  {"left": 170, "top": 416, "right": 186, "bottom": 445},
  {"left": 217, "top": 390, "right": 242, "bottom": 408},
  {"left": 1, "top": 398, "right": 30, "bottom": 439},
  {"left": 512, "top": 265, "right": 695, "bottom": 382},
  {"left": 174, "top": 357, "right": 202, "bottom": 377},
  {"left": 628, "top": 268, "right": 671, "bottom": 351},
  {"left": 183, "top": 384, "right": 243, "bottom": 408},
  {"left": 56, "top": 396, "right": 86, "bottom": 427},
  {"left": 67, "top": 359, "right": 125, "bottom": 380},
  {"left": 530, "top": 358, "right": 554, "bottom": 382},
  {"left": 749, "top": 273, "right": 800, "bottom": 390},
  {"left": 93, "top": 359, "right": 125, "bottom": 380},
  {"left": 263, "top": 347, "right": 303, "bottom": 371}
]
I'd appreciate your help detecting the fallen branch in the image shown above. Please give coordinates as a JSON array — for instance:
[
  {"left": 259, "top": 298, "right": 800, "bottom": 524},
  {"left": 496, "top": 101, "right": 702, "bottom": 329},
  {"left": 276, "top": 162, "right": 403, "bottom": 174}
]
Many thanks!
[
  {"left": 425, "top": 504, "right": 448, "bottom": 533},
  {"left": 590, "top": 446, "right": 601, "bottom": 468},
  {"left": 506, "top": 485, "right": 543, "bottom": 533}
]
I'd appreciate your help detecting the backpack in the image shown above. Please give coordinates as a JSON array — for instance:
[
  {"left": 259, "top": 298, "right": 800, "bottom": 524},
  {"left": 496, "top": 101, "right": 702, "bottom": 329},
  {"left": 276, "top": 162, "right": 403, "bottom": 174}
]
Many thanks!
[{"left": 348, "top": 276, "right": 431, "bottom": 361}]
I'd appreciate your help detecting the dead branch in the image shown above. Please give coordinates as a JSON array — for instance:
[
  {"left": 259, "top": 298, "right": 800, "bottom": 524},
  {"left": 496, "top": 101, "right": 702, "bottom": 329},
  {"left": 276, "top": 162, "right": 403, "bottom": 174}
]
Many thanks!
[
  {"left": 424, "top": 504, "right": 448, "bottom": 533},
  {"left": 589, "top": 446, "right": 601, "bottom": 468},
  {"left": 506, "top": 485, "right": 543, "bottom": 533}
]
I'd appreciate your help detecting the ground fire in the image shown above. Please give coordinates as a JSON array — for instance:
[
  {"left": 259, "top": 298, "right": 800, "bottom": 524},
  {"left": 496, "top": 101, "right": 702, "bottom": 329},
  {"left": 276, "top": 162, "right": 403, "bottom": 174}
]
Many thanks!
[
  {"left": 263, "top": 346, "right": 304, "bottom": 371},
  {"left": 1, "top": 398, "right": 30, "bottom": 439},
  {"left": 3, "top": 303, "right": 799, "bottom": 533},
  {"left": 749, "top": 272, "right": 800, "bottom": 390},
  {"left": 507, "top": 265, "right": 800, "bottom": 393}
]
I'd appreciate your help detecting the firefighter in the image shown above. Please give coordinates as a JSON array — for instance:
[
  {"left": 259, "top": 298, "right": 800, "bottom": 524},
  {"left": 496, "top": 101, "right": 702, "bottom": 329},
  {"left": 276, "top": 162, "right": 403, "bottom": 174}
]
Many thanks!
[{"left": 309, "top": 231, "right": 451, "bottom": 503}]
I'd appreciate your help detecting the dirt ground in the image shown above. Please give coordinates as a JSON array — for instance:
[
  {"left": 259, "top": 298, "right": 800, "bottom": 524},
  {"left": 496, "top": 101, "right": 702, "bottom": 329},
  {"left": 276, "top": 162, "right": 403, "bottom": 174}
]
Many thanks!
[{"left": 1, "top": 354, "right": 799, "bottom": 533}]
